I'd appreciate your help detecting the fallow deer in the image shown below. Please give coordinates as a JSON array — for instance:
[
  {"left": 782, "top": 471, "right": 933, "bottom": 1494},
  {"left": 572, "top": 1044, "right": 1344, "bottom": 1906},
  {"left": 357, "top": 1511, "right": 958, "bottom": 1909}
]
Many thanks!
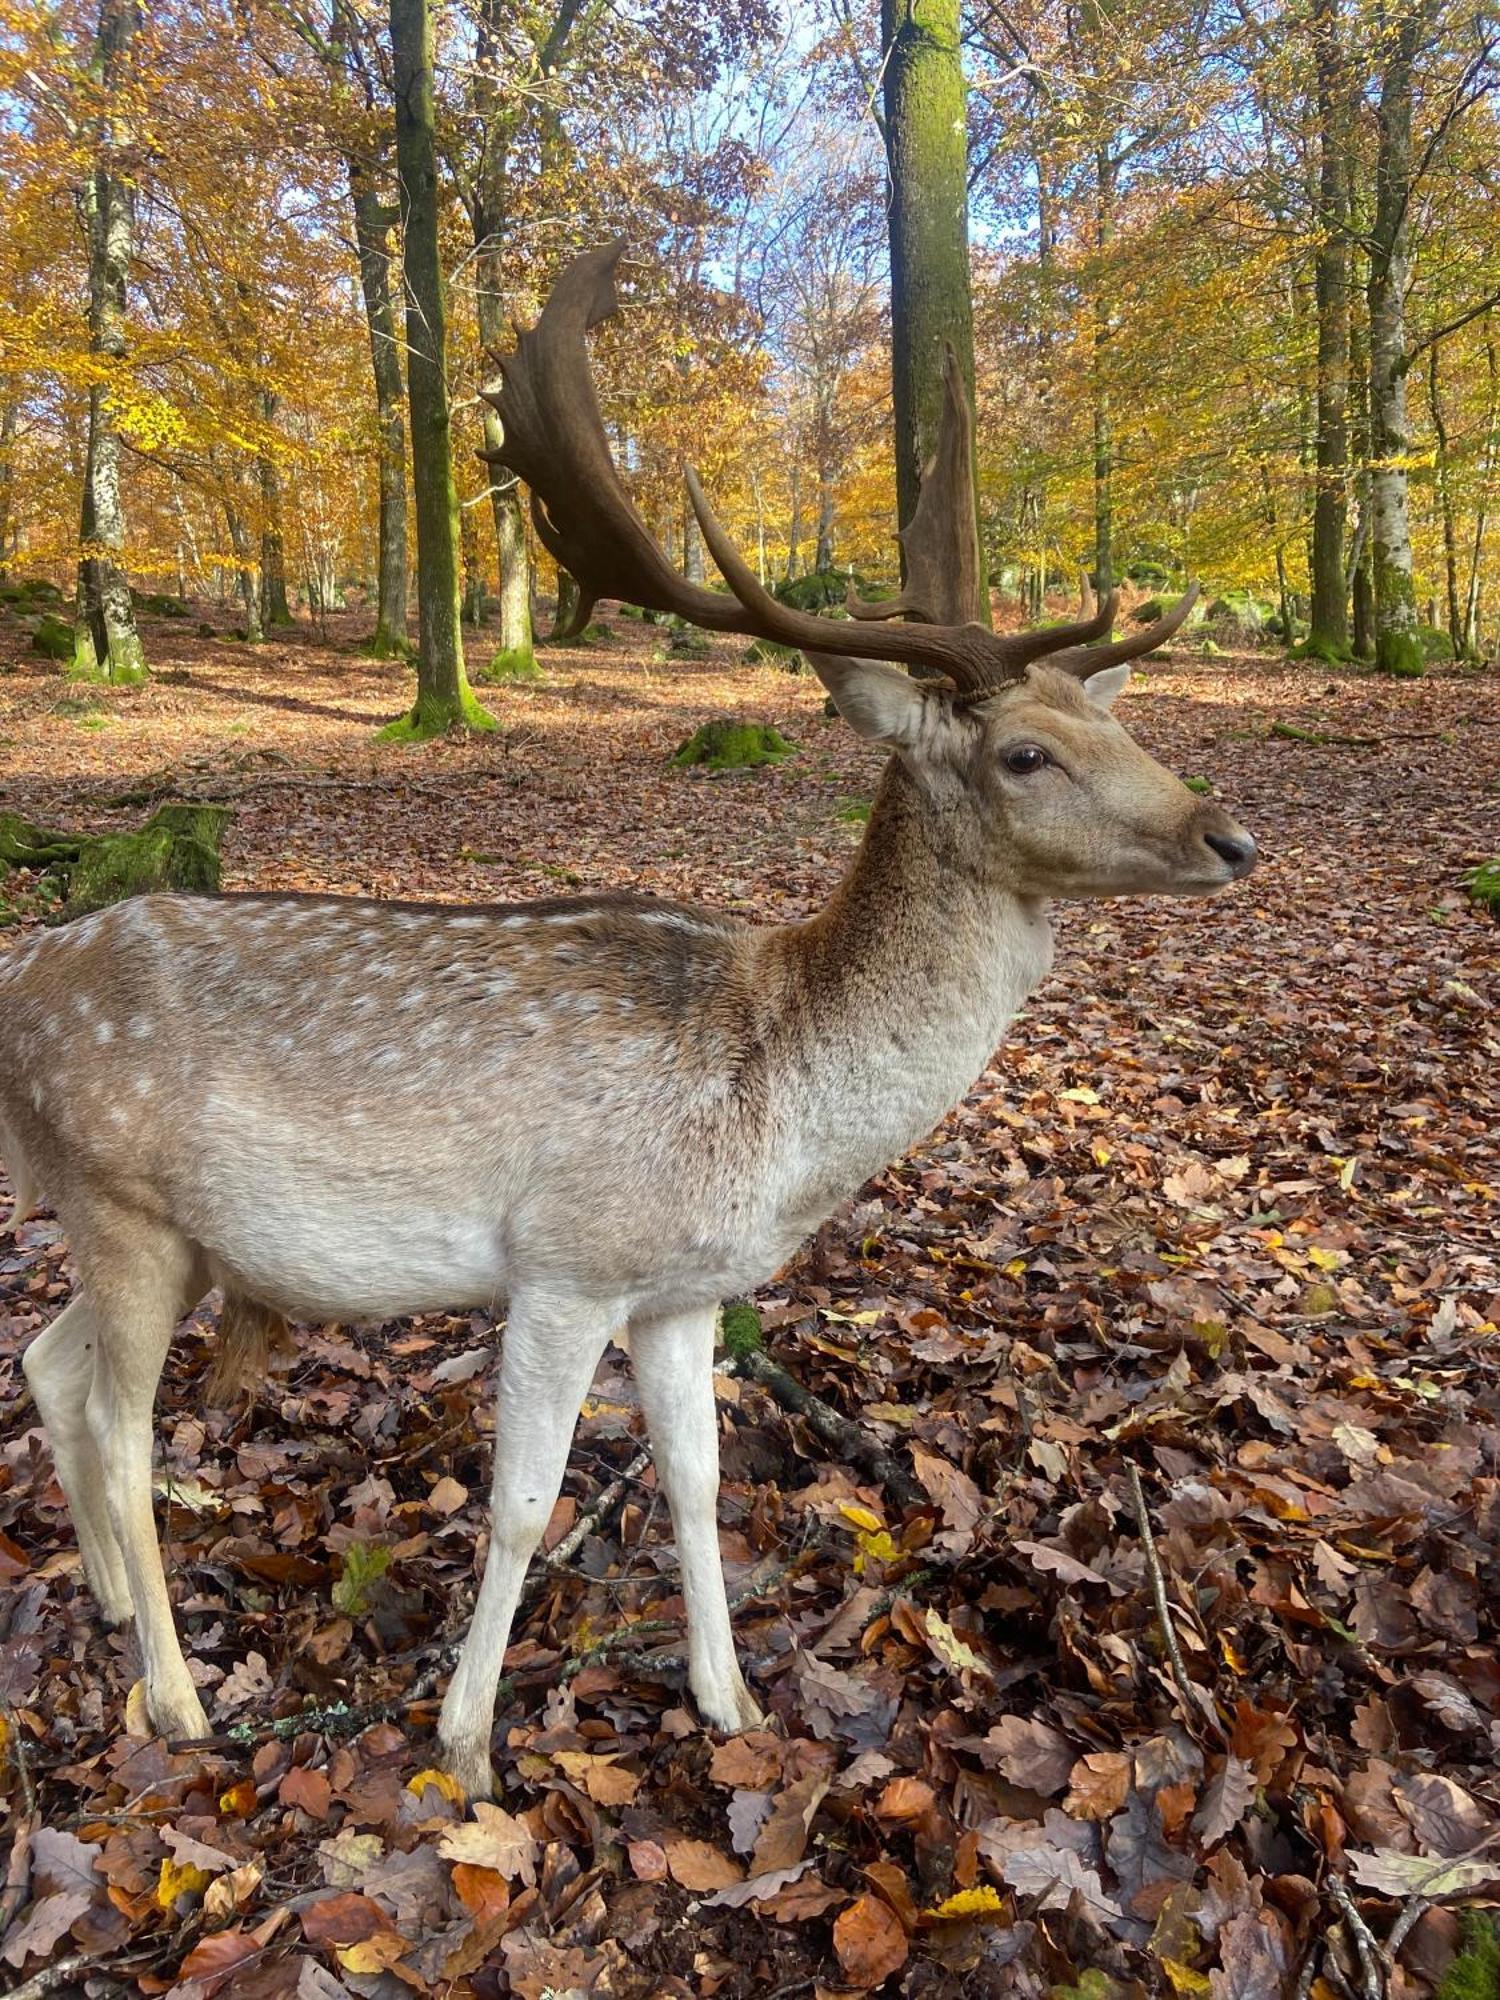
[{"left": 1, "top": 243, "right": 1254, "bottom": 1798}]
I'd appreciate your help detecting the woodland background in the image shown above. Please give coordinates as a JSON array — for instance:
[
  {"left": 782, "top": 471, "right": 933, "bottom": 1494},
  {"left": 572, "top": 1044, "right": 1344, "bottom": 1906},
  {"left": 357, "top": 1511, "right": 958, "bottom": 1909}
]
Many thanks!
[{"left": 1, "top": 4, "right": 1499, "bottom": 2000}]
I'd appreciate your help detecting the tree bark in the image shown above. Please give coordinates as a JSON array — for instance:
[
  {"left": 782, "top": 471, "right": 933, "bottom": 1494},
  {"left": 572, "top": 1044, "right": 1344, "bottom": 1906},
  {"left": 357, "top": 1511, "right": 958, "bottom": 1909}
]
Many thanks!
[
  {"left": 1090, "top": 140, "right": 1115, "bottom": 600},
  {"left": 0, "top": 401, "right": 16, "bottom": 581},
  {"left": 74, "top": 0, "right": 147, "bottom": 685},
  {"left": 880, "top": 0, "right": 988, "bottom": 620},
  {"left": 224, "top": 497, "right": 262, "bottom": 641},
  {"left": 1366, "top": 6, "right": 1423, "bottom": 676},
  {"left": 1426, "top": 343, "right": 1463, "bottom": 655},
  {"left": 389, "top": 0, "right": 486, "bottom": 735},
  {"left": 1308, "top": 0, "right": 1350, "bottom": 657},
  {"left": 349, "top": 161, "right": 409, "bottom": 657},
  {"left": 258, "top": 389, "right": 292, "bottom": 628}
]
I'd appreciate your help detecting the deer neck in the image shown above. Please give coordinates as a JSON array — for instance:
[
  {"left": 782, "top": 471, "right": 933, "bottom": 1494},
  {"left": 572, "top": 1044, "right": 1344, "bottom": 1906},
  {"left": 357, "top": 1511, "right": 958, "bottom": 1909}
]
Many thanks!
[{"left": 766, "top": 755, "right": 1053, "bottom": 1190}]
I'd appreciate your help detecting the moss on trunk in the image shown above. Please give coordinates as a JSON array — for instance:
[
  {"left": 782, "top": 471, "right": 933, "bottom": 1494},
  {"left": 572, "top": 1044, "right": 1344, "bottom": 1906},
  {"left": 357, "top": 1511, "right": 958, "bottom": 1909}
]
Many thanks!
[
  {"left": 0, "top": 802, "right": 230, "bottom": 918},
  {"left": 671, "top": 720, "right": 794, "bottom": 772}
]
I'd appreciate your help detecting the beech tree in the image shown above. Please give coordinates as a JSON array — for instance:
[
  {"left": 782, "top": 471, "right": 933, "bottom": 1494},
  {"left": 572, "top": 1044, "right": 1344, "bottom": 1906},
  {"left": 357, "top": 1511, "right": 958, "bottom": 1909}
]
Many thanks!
[
  {"left": 74, "top": 0, "right": 147, "bottom": 684},
  {"left": 387, "top": 0, "right": 489, "bottom": 736}
]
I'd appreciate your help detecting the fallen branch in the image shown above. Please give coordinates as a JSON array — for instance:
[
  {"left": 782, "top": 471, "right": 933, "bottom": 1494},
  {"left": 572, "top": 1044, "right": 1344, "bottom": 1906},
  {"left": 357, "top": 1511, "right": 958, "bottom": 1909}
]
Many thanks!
[
  {"left": 1329, "top": 1875, "right": 1388, "bottom": 2000},
  {"left": 0, "top": 1810, "right": 38, "bottom": 1949},
  {"left": 1270, "top": 721, "right": 1379, "bottom": 749},
  {"left": 1126, "top": 1462, "right": 1226, "bottom": 1743},
  {"left": 3, "top": 1954, "right": 93, "bottom": 2000},
  {"left": 720, "top": 1302, "right": 923, "bottom": 1510}
]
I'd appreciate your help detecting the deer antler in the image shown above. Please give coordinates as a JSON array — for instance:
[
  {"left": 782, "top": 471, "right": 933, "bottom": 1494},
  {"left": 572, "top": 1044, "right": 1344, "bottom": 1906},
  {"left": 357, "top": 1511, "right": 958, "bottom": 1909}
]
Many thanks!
[{"left": 482, "top": 243, "right": 1198, "bottom": 693}]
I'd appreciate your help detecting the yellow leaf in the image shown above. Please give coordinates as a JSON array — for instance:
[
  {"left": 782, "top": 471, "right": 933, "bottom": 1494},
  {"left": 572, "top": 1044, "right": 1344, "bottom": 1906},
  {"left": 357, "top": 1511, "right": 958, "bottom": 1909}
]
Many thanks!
[
  {"left": 124, "top": 1679, "right": 152, "bottom": 1739},
  {"left": 924, "top": 1885, "right": 1005, "bottom": 1919},
  {"left": 1004, "top": 1257, "right": 1027, "bottom": 1279},
  {"left": 1307, "top": 1247, "right": 1343, "bottom": 1272},
  {"left": 337, "top": 1934, "right": 409, "bottom": 1975},
  {"left": 839, "top": 1503, "right": 883, "bottom": 1534},
  {"left": 923, "top": 1608, "right": 991, "bottom": 1677},
  {"left": 203, "top": 1860, "right": 262, "bottom": 1923},
  {"left": 406, "top": 1766, "right": 466, "bottom": 1806},
  {"left": 157, "top": 1857, "right": 214, "bottom": 1909},
  {"left": 1091, "top": 1143, "right": 1112, "bottom": 1166},
  {"left": 1162, "top": 1958, "right": 1212, "bottom": 1996},
  {"left": 1060, "top": 1086, "right": 1100, "bottom": 1105}
]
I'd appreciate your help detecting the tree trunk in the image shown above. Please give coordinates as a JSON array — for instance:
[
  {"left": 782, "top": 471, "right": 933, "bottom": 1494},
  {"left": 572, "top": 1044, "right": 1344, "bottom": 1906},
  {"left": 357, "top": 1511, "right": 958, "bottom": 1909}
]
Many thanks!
[
  {"left": 1464, "top": 330, "right": 1498, "bottom": 655},
  {"left": 1308, "top": 0, "right": 1350, "bottom": 657},
  {"left": 1426, "top": 343, "right": 1463, "bottom": 655},
  {"left": 258, "top": 390, "right": 291, "bottom": 629},
  {"left": 1366, "top": 7, "right": 1422, "bottom": 677},
  {"left": 551, "top": 567, "right": 579, "bottom": 639},
  {"left": 389, "top": 0, "right": 487, "bottom": 736},
  {"left": 74, "top": 0, "right": 146, "bottom": 685},
  {"left": 0, "top": 401, "right": 16, "bottom": 581},
  {"left": 460, "top": 497, "right": 484, "bottom": 624},
  {"left": 1090, "top": 148, "right": 1115, "bottom": 601},
  {"left": 682, "top": 498, "right": 706, "bottom": 584},
  {"left": 880, "top": 0, "right": 988, "bottom": 620},
  {"left": 349, "top": 159, "right": 409, "bottom": 657},
  {"left": 469, "top": 0, "right": 536, "bottom": 685},
  {"left": 225, "top": 498, "right": 262, "bottom": 641},
  {"left": 786, "top": 463, "right": 803, "bottom": 581}
]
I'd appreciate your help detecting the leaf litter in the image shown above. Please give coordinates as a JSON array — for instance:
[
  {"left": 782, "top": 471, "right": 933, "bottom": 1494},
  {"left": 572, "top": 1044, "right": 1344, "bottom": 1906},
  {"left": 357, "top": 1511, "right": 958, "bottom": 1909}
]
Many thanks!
[{"left": 0, "top": 612, "right": 1498, "bottom": 1996}]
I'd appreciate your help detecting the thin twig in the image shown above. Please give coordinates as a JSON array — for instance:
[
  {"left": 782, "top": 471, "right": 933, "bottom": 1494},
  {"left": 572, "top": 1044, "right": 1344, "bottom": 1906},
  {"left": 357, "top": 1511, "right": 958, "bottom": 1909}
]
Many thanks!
[
  {"left": 1125, "top": 1461, "right": 1226, "bottom": 1743},
  {"left": 1, "top": 1698, "right": 37, "bottom": 1819},
  {"left": 542, "top": 1449, "right": 651, "bottom": 1572},
  {"left": 3, "top": 1954, "right": 94, "bottom": 2000},
  {"left": 1329, "top": 1876, "right": 1387, "bottom": 2000},
  {"left": 1386, "top": 1896, "right": 1430, "bottom": 1963}
]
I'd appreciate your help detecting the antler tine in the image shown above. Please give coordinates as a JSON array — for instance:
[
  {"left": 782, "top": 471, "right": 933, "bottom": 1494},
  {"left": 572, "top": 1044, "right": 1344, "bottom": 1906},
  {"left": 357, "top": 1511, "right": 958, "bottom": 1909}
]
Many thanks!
[
  {"left": 1045, "top": 582, "right": 1202, "bottom": 681},
  {"left": 483, "top": 243, "right": 1123, "bottom": 694}
]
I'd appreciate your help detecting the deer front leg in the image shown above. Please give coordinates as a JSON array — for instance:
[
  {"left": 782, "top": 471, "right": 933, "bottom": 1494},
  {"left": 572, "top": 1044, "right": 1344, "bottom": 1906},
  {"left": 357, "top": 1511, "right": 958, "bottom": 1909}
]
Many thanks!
[
  {"left": 22, "top": 1295, "right": 132, "bottom": 1624},
  {"left": 630, "top": 1304, "right": 764, "bottom": 1735},
  {"left": 80, "top": 1220, "right": 210, "bottom": 1744},
  {"left": 437, "top": 1293, "right": 614, "bottom": 1800}
]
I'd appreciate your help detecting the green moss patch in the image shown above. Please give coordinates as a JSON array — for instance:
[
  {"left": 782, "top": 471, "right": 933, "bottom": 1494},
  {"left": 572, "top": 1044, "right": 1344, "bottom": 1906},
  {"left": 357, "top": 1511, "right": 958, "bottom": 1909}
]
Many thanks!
[
  {"left": 0, "top": 801, "right": 231, "bottom": 919},
  {"left": 670, "top": 719, "right": 795, "bottom": 772},
  {"left": 31, "top": 614, "right": 74, "bottom": 661},
  {"left": 1467, "top": 858, "right": 1500, "bottom": 918},
  {"left": 479, "top": 642, "right": 543, "bottom": 683}
]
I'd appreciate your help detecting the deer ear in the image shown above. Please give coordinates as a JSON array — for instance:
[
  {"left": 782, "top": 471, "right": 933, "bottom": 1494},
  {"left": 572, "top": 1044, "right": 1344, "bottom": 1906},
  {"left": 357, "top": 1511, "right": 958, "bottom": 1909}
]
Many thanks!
[
  {"left": 808, "top": 655, "right": 929, "bottom": 748},
  {"left": 1082, "top": 662, "right": 1131, "bottom": 710}
]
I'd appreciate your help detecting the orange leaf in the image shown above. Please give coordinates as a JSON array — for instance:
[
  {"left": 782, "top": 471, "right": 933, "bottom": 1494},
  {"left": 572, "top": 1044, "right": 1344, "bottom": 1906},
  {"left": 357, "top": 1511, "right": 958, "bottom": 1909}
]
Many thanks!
[
  {"left": 663, "top": 1837, "right": 743, "bottom": 1892},
  {"left": 833, "top": 1892, "right": 909, "bottom": 1988},
  {"left": 451, "top": 1863, "right": 510, "bottom": 1925}
]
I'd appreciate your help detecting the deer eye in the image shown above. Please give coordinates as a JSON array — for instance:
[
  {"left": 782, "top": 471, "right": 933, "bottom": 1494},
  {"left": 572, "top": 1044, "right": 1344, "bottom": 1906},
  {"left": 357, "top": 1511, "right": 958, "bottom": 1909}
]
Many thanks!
[{"left": 1003, "top": 744, "right": 1050, "bottom": 775}]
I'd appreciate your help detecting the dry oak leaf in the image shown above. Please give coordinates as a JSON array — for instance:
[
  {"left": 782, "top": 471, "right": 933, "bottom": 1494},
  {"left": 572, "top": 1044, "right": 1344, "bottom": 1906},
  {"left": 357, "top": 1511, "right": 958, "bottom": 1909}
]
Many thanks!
[
  {"left": 437, "top": 1803, "right": 539, "bottom": 1886},
  {"left": 317, "top": 1830, "right": 384, "bottom": 1888},
  {"left": 910, "top": 1446, "right": 983, "bottom": 1534},
  {"left": 173, "top": 1928, "right": 262, "bottom": 1991},
  {"left": 301, "top": 1890, "right": 393, "bottom": 1946},
  {"left": 664, "top": 1837, "right": 744, "bottom": 1892},
  {"left": 875, "top": 1777, "right": 938, "bottom": 1826},
  {"left": 751, "top": 1771, "right": 832, "bottom": 1876},
  {"left": 979, "top": 1716, "right": 1077, "bottom": 1794},
  {"left": 708, "top": 1729, "right": 783, "bottom": 1790},
  {"left": 834, "top": 1891, "right": 910, "bottom": 1989},
  {"left": 1209, "top": 1908, "right": 1293, "bottom": 2000},
  {"left": 215, "top": 1651, "right": 274, "bottom": 1716},
  {"left": 0, "top": 1890, "right": 93, "bottom": 1970},
  {"left": 203, "top": 1861, "right": 264, "bottom": 1924},
  {"left": 999, "top": 1846, "right": 1123, "bottom": 1924},
  {"left": 1013, "top": 1541, "right": 1120, "bottom": 1592},
  {"left": 1348, "top": 1849, "right": 1500, "bottom": 1899},
  {"left": 1394, "top": 1771, "right": 1493, "bottom": 1856},
  {"left": 280, "top": 1764, "right": 332, "bottom": 1818},
  {"left": 426, "top": 1474, "right": 467, "bottom": 1516},
  {"left": 1066, "top": 1752, "right": 1133, "bottom": 1821},
  {"left": 551, "top": 1748, "right": 641, "bottom": 1806},
  {"left": 1193, "top": 1756, "right": 1258, "bottom": 1848},
  {"left": 628, "top": 1839, "right": 669, "bottom": 1882},
  {"left": 924, "top": 1607, "right": 992, "bottom": 1676}
]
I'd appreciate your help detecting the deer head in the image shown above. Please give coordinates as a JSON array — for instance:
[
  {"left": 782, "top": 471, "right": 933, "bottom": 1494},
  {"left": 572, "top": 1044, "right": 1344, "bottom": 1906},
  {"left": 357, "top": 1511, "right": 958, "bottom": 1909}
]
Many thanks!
[{"left": 482, "top": 242, "right": 1255, "bottom": 904}]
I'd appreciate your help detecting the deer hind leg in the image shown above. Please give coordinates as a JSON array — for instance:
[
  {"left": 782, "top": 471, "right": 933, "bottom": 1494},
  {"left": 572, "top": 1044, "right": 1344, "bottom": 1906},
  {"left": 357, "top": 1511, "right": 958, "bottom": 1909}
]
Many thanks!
[
  {"left": 77, "top": 1212, "right": 209, "bottom": 1743},
  {"left": 22, "top": 1295, "right": 132, "bottom": 1624},
  {"left": 437, "top": 1292, "right": 615, "bottom": 1800},
  {"left": 630, "top": 1304, "right": 764, "bottom": 1735}
]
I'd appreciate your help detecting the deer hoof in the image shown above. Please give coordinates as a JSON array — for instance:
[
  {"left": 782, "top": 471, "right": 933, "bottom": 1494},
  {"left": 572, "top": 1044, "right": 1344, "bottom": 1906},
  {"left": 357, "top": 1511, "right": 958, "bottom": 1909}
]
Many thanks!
[
  {"left": 694, "top": 1673, "right": 765, "bottom": 1735},
  {"left": 438, "top": 1734, "right": 498, "bottom": 1803},
  {"left": 149, "top": 1682, "right": 210, "bottom": 1743}
]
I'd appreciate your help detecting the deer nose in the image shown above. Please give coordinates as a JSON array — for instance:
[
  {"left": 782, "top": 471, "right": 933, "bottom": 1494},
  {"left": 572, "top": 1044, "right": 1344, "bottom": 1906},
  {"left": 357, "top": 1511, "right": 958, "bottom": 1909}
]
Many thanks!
[{"left": 1203, "top": 828, "right": 1257, "bottom": 877}]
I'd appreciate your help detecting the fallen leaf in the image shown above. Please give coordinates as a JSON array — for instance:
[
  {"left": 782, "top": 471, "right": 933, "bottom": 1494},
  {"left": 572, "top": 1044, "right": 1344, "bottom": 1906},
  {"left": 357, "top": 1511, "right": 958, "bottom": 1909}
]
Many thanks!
[{"left": 833, "top": 1891, "right": 909, "bottom": 1988}]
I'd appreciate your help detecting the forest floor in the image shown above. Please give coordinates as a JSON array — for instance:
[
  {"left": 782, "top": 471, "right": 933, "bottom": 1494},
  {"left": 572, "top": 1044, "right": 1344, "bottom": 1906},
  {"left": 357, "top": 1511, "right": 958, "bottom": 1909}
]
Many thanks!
[{"left": 0, "top": 604, "right": 1498, "bottom": 2000}]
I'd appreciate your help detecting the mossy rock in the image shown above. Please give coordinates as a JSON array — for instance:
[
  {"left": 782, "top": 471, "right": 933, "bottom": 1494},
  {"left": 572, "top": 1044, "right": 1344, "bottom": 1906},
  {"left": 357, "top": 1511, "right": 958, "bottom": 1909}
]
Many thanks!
[
  {"left": 1417, "top": 623, "right": 1455, "bottom": 662},
  {"left": 1124, "top": 559, "right": 1172, "bottom": 588},
  {"left": 131, "top": 590, "right": 190, "bottom": 618},
  {"left": 718, "top": 1299, "right": 764, "bottom": 1361},
  {"left": 31, "top": 614, "right": 74, "bottom": 661},
  {"left": 1132, "top": 597, "right": 1167, "bottom": 624},
  {"left": 0, "top": 802, "right": 231, "bottom": 919},
  {"left": 1466, "top": 857, "right": 1500, "bottom": 918},
  {"left": 772, "top": 568, "right": 888, "bottom": 616},
  {"left": 1205, "top": 592, "right": 1273, "bottom": 645},
  {"left": 197, "top": 621, "right": 217, "bottom": 638},
  {"left": 671, "top": 720, "right": 795, "bottom": 772},
  {"left": 1182, "top": 776, "right": 1215, "bottom": 796}
]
